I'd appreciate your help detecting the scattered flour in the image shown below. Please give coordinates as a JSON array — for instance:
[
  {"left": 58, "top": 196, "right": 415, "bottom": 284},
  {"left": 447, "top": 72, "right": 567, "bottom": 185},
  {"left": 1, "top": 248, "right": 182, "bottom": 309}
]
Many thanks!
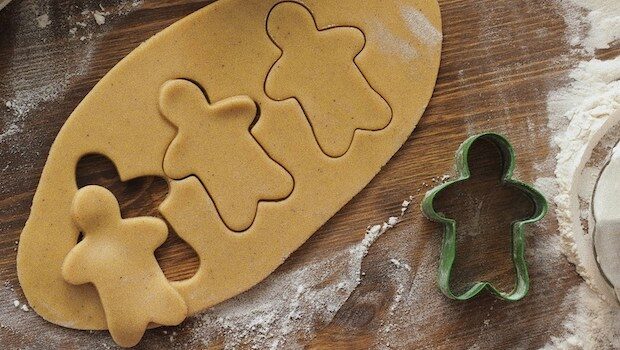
[
  {"left": 182, "top": 197, "right": 412, "bottom": 349},
  {"left": 0, "top": 124, "right": 20, "bottom": 144},
  {"left": 370, "top": 20, "right": 419, "bottom": 61},
  {"left": 93, "top": 11, "right": 108, "bottom": 26},
  {"left": 0, "top": 0, "right": 144, "bottom": 197},
  {"left": 1, "top": 0, "right": 144, "bottom": 123},
  {"left": 389, "top": 258, "right": 412, "bottom": 271},
  {"left": 559, "top": 0, "right": 620, "bottom": 54},
  {"left": 35, "top": 13, "right": 50, "bottom": 28},
  {"left": 545, "top": 0, "right": 620, "bottom": 348},
  {"left": 10, "top": 299, "right": 29, "bottom": 312},
  {"left": 573, "top": 0, "right": 620, "bottom": 53},
  {"left": 542, "top": 284, "right": 620, "bottom": 349},
  {"left": 369, "top": 4, "right": 442, "bottom": 62},
  {"left": 400, "top": 5, "right": 442, "bottom": 47}
]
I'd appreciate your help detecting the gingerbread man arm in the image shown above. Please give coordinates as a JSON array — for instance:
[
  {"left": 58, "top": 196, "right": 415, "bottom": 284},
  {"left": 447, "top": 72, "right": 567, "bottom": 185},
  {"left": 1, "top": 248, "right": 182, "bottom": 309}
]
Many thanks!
[
  {"left": 123, "top": 217, "right": 169, "bottom": 251},
  {"left": 61, "top": 242, "right": 91, "bottom": 286},
  {"left": 210, "top": 95, "right": 257, "bottom": 127},
  {"left": 325, "top": 26, "right": 366, "bottom": 59},
  {"left": 160, "top": 80, "right": 203, "bottom": 179}
]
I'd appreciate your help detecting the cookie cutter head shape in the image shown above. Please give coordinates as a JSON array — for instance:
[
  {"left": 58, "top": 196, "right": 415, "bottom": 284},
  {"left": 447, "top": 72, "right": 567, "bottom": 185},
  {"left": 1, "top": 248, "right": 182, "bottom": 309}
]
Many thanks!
[{"left": 421, "top": 133, "right": 548, "bottom": 301}]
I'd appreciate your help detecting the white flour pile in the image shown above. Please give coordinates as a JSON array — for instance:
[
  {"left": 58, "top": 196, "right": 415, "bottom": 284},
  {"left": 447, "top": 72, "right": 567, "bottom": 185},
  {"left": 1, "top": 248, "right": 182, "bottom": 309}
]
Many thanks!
[
  {"left": 543, "top": 0, "right": 620, "bottom": 348},
  {"left": 559, "top": 0, "right": 620, "bottom": 54}
]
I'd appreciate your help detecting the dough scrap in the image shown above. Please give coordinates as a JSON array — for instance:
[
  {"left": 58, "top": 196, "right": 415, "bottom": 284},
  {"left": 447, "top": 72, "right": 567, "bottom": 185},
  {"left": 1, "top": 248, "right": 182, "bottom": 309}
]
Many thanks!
[
  {"left": 160, "top": 79, "right": 293, "bottom": 231},
  {"left": 62, "top": 185, "right": 187, "bottom": 347},
  {"left": 265, "top": 2, "right": 392, "bottom": 158},
  {"left": 17, "top": 0, "right": 442, "bottom": 344}
]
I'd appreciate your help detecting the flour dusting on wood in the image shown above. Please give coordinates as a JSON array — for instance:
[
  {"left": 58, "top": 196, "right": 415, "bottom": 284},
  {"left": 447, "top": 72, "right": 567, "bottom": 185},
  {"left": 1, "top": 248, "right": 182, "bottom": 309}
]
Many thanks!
[
  {"left": 0, "top": 0, "right": 143, "bottom": 195},
  {"left": 180, "top": 198, "right": 414, "bottom": 349},
  {"left": 543, "top": 0, "right": 620, "bottom": 348}
]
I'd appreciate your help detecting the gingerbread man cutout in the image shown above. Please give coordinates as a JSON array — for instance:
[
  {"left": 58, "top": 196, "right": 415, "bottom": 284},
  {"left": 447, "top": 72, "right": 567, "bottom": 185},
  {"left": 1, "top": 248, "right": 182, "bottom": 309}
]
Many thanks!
[
  {"left": 62, "top": 185, "right": 187, "bottom": 348},
  {"left": 159, "top": 79, "right": 294, "bottom": 232},
  {"left": 265, "top": 2, "right": 392, "bottom": 158}
]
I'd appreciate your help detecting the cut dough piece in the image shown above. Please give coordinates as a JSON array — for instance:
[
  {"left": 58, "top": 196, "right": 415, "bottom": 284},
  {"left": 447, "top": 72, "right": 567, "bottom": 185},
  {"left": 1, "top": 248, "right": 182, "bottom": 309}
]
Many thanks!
[
  {"left": 62, "top": 186, "right": 187, "bottom": 347},
  {"left": 17, "top": 0, "right": 442, "bottom": 342},
  {"left": 160, "top": 79, "right": 293, "bottom": 231},
  {"left": 593, "top": 142, "right": 620, "bottom": 302},
  {"left": 265, "top": 2, "right": 392, "bottom": 158}
]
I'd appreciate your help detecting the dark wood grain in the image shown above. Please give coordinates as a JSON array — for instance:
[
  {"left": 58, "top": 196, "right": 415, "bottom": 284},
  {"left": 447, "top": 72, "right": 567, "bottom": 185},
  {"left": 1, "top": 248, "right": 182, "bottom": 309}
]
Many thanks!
[{"left": 1, "top": 0, "right": 618, "bottom": 348}]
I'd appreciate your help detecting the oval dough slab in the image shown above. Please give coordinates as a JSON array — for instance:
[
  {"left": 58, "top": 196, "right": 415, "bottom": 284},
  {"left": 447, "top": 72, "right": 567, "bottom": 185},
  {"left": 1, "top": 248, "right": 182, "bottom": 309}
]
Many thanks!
[{"left": 17, "top": 0, "right": 442, "bottom": 331}]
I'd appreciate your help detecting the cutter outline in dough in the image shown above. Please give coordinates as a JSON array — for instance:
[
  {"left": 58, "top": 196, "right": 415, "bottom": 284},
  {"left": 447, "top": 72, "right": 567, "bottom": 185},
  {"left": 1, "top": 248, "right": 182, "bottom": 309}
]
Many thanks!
[{"left": 421, "top": 132, "right": 548, "bottom": 301}]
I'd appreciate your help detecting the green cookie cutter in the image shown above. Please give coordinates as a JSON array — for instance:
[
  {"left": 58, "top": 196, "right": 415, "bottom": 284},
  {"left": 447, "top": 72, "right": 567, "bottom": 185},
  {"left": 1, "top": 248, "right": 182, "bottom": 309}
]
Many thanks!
[{"left": 421, "top": 133, "right": 548, "bottom": 301}]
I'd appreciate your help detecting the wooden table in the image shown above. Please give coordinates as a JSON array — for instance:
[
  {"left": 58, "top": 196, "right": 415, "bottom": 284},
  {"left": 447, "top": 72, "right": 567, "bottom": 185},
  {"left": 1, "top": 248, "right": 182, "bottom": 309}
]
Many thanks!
[{"left": 1, "top": 0, "right": 618, "bottom": 348}]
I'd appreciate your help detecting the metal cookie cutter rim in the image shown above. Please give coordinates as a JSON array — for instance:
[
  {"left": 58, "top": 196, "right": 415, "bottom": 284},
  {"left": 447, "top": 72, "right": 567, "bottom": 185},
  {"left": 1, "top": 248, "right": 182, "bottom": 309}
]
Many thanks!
[{"left": 421, "top": 132, "right": 548, "bottom": 301}]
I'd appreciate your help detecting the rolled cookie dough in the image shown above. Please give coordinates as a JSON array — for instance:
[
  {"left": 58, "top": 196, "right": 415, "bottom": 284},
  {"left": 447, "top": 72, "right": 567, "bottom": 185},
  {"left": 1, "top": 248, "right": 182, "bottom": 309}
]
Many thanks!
[{"left": 17, "top": 0, "right": 442, "bottom": 342}]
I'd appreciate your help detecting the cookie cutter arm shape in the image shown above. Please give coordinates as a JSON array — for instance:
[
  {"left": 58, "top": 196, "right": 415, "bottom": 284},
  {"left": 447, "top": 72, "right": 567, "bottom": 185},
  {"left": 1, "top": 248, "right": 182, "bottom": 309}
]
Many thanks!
[{"left": 420, "top": 133, "right": 548, "bottom": 301}]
